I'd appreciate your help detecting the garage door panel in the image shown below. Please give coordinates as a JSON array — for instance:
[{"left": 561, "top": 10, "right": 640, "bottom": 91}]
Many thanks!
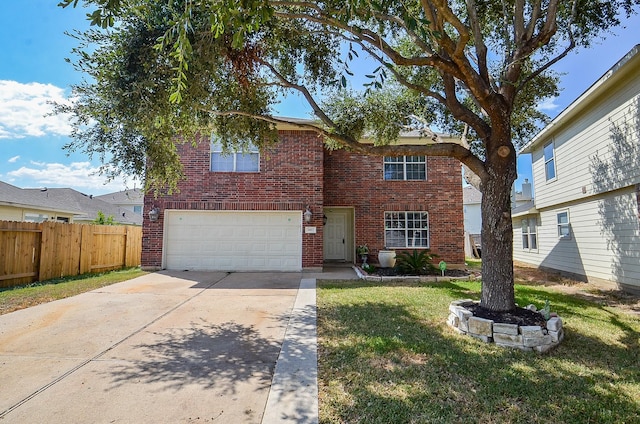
[{"left": 164, "top": 211, "right": 302, "bottom": 271}]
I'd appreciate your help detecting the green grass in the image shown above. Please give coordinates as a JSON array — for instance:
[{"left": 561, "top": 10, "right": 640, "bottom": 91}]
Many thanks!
[
  {"left": 0, "top": 267, "right": 147, "bottom": 315},
  {"left": 317, "top": 279, "right": 640, "bottom": 424}
]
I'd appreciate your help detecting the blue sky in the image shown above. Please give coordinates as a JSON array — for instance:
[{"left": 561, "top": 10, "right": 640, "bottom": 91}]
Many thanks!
[{"left": 1, "top": 2, "right": 639, "bottom": 195}]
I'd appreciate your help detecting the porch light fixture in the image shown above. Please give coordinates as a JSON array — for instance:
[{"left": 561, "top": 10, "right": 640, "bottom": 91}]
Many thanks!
[
  {"left": 148, "top": 206, "right": 160, "bottom": 222},
  {"left": 303, "top": 206, "right": 313, "bottom": 223}
]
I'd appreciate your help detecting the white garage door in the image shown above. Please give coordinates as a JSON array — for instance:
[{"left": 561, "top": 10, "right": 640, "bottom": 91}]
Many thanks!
[{"left": 164, "top": 210, "right": 302, "bottom": 271}]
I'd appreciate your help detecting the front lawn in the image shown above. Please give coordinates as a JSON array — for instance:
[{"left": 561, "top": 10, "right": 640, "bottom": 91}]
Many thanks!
[{"left": 317, "top": 278, "right": 640, "bottom": 423}]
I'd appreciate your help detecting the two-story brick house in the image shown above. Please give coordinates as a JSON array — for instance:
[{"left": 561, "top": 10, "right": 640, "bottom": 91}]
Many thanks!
[{"left": 142, "top": 122, "right": 464, "bottom": 272}]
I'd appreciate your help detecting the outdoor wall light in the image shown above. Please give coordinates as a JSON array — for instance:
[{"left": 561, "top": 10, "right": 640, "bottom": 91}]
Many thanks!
[
  {"left": 148, "top": 207, "right": 160, "bottom": 222},
  {"left": 303, "top": 206, "right": 313, "bottom": 223}
]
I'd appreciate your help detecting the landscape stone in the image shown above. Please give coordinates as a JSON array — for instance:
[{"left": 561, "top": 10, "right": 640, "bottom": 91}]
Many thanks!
[
  {"left": 493, "top": 333, "right": 523, "bottom": 346},
  {"left": 520, "top": 325, "right": 543, "bottom": 337},
  {"left": 547, "top": 317, "right": 563, "bottom": 331},
  {"left": 548, "top": 329, "right": 564, "bottom": 343},
  {"left": 447, "top": 313, "right": 459, "bottom": 327},
  {"left": 447, "top": 300, "right": 565, "bottom": 351},
  {"left": 493, "top": 322, "right": 519, "bottom": 335},
  {"left": 534, "top": 343, "right": 557, "bottom": 354},
  {"left": 523, "top": 334, "right": 552, "bottom": 348},
  {"left": 468, "top": 316, "right": 493, "bottom": 336}
]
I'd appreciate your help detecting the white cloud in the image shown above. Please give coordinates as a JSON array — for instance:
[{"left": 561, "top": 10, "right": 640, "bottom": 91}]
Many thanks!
[
  {"left": 8, "top": 155, "right": 20, "bottom": 163},
  {"left": 537, "top": 97, "right": 560, "bottom": 112},
  {"left": 7, "top": 162, "right": 140, "bottom": 195},
  {"left": 0, "top": 80, "right": 74, "bottom": 139}
]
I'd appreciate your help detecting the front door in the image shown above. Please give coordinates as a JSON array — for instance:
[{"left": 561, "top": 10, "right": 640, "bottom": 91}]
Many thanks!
[{"left": 323, "top": 209, "right": 352, "bottom": 261}]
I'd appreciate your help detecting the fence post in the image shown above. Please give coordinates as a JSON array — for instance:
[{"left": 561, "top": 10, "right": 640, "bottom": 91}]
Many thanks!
[
  {"left": 37, "top": 221, "right": 54, "bottom": 281},
  {"left": 79, "top": 225, "right": 92, "bottom": 274}
]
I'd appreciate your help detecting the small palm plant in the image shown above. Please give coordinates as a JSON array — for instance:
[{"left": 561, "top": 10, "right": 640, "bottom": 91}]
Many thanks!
[{"left": 395, "top": 250, "right": 438, "bottom": 275}]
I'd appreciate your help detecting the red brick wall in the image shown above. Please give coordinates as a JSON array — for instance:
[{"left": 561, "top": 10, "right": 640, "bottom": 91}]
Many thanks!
[
  {"left": 323, "top": 149, "right": 464, "bottom": 265},
  {"left": 142, "top": 130, "right": 325, "bottom": 269},
  {"left": 143, "top": 130, "right": 464, "bottom": 269}
]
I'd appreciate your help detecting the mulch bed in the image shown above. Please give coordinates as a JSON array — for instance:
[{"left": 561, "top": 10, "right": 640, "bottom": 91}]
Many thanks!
[{"left": 465, "top": 303, "right": 547, "bottom": 327}]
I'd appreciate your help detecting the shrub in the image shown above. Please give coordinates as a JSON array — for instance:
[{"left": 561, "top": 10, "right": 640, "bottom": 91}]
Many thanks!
[{"left": 395, "top": 250, "right": 437, "bottom": 275}]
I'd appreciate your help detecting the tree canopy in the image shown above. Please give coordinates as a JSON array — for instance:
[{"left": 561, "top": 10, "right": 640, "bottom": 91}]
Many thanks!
[
  {"left": 59, "top": 0, "right": 639, "bottom": 311},
  {"left": 59, "top": 0, "right": 639, "bottom": 191}
]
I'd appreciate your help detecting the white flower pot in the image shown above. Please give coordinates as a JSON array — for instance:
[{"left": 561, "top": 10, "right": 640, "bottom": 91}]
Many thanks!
[{"left": 378, "top": 250, "right": 396, "bottom": 268}]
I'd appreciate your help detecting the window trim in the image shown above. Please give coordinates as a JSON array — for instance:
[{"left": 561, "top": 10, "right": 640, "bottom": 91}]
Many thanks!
[
  {"left": 557, "top": 210, "right": 571, "bottom": 240},
  {"left": 210, "top": 137, "right": 260, "bottom": 173},
  {"left": 521, "top": 217, "right": 538, "bottom": 251},
  {"left": 384, "top": 211, "right": 430, "bottom": 248},
  {"left": 383, "top": 156, "right": 427, "bottom": 181},
  {"left": 543, "top": 141, "right": 557, "bottom": 182}
]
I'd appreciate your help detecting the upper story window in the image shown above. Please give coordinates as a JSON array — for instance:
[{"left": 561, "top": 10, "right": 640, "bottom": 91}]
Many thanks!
[
  {"left": 384, "top": 211, "right": 429, "bottom": 248},
  {"left": 133, "top": 205, "right": 143, "bottom": 214},
  {"left": 557, "top": 211, "right": 570, "bottom": 239},
  {"left": 543, "top": 141, "right": 556, "bottom": 181},
  {"left": 521, "top": 218, "right": 538, "bottom": 250},
  {"left": 384, "top": 156, "right": 426, "bottom": 180},
  {"left": 210, "top": 137, "right": 259, "bottom": 172}
]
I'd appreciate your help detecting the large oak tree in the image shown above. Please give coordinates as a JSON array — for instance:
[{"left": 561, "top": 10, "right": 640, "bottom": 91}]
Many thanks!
[{"left": 59, "top": 0, "right": 638, "bottom": 311}]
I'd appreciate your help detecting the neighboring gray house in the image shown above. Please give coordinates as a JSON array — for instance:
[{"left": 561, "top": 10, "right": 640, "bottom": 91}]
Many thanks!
[
  {"left": 0, "top": 181, "right": 142, "bottom": 225},
  {"left": 514, "top": 45, "right": 640, "bottom": 294},
  {"left": 96, "top": 188, "right": 144, "bottom": 215},
  {"left": 463, "top": 182, "right": 532, "bottom": 257}
]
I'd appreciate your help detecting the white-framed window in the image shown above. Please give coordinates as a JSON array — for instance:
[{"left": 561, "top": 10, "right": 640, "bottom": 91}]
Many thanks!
[
  {"left": 557, "top": 211, "right": 570, "bottom": 239},
  {"left": 543, "top": 141, "right": 556, "bottom": 181},
  {"left": 521, "top": 218, "right": 538, "bottom": 250},
  {"left": 210, "top": 137, "right": 259, "bottom": 172},
  {"left": 383, "top": 156, "right": 426, "bottom": 180},
  {"left": 133, "top": 205, "right": 143, "bottom": 214},
  {"left": 384, "top": 211, "right": 429, "bottom": 248},
  {"left": 24, "top": 213, "right": 48, "bottom": 223}
]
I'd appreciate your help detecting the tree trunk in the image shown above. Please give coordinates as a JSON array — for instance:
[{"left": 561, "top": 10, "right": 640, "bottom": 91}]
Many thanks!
[{"left": 480, "top": 154, "right": 517, "bottom": 312}]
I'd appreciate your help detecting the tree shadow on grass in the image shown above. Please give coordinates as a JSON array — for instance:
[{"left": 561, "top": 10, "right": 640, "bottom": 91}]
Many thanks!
[
  {"left": 318, "top": 288, "right": 640, "bottom": 423},
  {"left": 105, "top": 319, "right": 285, "bottom": 395}
]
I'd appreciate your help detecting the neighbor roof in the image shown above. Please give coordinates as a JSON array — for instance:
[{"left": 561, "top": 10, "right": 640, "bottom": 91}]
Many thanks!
[
  {"left": 0, "top": 181, "right": 82, "bottom": 215},
  {"left": 95, "top": 188, "right": 144, "bottom": 205},
  {"left": 0, "top": 181, "right": 142, "bottom": 225}
]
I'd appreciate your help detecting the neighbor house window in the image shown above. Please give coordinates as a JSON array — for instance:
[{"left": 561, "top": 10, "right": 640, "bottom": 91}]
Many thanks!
[
  {"left": 210, "top": 137, "right": 259, "bottom": 172},
  {"left": 544, "top": 141, "right": 556, "bottom": 181},
  {"left": 384, "top": 212, "right": 429, "bottom": 248},
  {"left": 133, "top": 205, "right": 143, "bottom": 214},
  {"left": 557, "top": 211, "right": 570, "bottom": 239},
  {"left": 521, "top": 218, "right": 538, "bottom": 250},
  {"left": 383, "top": 156, "right": 426, "bottom": 180},
  {"left": 24, "top": 213, "right": 48, "bottom": 223}
]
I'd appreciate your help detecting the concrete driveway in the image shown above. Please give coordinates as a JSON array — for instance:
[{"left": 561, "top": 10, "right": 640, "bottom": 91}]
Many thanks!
[{"left": 0, "top": 269, "right": 347, "bottom": 423}]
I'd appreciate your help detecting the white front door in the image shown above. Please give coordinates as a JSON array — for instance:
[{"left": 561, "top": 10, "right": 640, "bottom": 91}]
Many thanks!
[{"left": 323, "top": 209, "right": 350, "bottom": 261}]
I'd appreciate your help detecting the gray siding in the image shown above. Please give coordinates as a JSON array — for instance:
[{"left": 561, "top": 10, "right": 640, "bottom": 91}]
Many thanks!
[
  {"left": 532, "top": 76, "right": 640, "bottom": 210},
  {"left": 515, "top": 187, "right": 640, "bottom": 290}
]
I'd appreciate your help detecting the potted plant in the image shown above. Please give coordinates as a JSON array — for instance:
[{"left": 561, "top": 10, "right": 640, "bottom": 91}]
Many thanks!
[
  {"left": 377, "top": 247, "right": 396, "bottom": 268},
  {"left": 356, "top": 245, "right": 369, "bottom": 264}
]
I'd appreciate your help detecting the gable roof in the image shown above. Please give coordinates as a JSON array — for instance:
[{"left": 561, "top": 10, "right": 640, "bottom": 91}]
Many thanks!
[
  {"left": 0, "top": 181, "right": 142, "bottom": 225},
  {"left": 520, "top": 44, "right": 640, "bottom": 154},
  {"left": 463, "top": 185, "right": 482, "bottom": 204},
  {"left": 0, "top": 181, "right": 82, "bottom": 215},
  {"left": 95, "top": 188, "right": 144, "bottom": 205}
]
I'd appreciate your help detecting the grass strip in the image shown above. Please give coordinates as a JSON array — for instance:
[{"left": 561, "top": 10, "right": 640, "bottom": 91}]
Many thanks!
[{"left": 0, "top": 267, "right": 147, "bottom": 315}]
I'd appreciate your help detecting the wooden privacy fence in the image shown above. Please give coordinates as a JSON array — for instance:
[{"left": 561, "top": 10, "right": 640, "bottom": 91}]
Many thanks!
[{"left": 0, "top": 221, "right": 142, "bottom": 288}]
